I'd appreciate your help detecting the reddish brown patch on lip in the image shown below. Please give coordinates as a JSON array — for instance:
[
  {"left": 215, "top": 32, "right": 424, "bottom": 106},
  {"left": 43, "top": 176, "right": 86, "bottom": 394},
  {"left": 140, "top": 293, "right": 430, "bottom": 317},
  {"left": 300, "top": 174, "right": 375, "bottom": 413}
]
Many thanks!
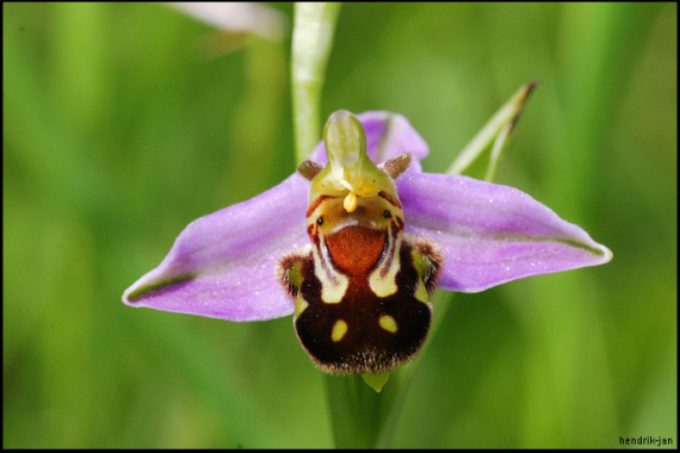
[
  {"left": 325, "top": 226, "right": 386, "bottom": 276},
  {"left": 306, "top": 195, "right": 338, "bottom": 218},
  {"left": 378, "top": 191, "right": 402, "bottom": 209}
]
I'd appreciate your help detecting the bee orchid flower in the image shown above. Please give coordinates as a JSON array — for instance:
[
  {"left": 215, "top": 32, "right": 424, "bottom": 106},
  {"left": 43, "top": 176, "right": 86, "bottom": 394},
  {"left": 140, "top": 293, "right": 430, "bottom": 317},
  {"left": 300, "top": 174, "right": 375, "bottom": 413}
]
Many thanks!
[{"left": 123, "top": 110, "right": 612, "bottom": 376}]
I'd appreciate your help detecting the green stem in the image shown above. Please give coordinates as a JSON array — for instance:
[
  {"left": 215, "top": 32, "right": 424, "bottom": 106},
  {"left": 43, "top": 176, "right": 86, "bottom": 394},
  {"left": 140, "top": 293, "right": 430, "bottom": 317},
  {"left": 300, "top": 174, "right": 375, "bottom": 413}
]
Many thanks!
[
  {"left": 291, "top": 2, "right": 341, "bottom": 164},
  {"left": 324, "top": 372, "right": 404, "bottom": 448},
  {"left": 324, "top": 374, "right": 382, "bottom": 448}
]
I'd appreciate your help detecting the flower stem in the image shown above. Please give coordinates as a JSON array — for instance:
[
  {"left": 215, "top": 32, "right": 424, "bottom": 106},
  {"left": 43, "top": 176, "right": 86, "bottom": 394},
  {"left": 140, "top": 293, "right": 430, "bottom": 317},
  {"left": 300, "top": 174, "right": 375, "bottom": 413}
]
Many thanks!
[
  {"left": 324, "top": 374, "right": 381, "bottom": 448},
  {"left": 324, "top": 372, "right": 405, "bottom": 448},
  {"left": 291, "top": 2, "right": 341, "bottom": 164}
]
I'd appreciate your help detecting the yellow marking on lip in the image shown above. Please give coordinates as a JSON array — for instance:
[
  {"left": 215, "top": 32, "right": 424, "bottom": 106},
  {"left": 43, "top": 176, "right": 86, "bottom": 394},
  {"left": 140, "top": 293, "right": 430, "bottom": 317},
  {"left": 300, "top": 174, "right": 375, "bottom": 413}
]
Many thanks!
[
  {"left": 321, "top": 285, "right": 346, "bottom": 304},
  {"left": 331, "top": 319, "right": 348, "bottom": 342},
  {"left": 414, "top": 278, "right": 429, "bottom": 303},
  {"left": 379, "top": 315, "right": 398, "bottom": 333},
  {"left": 368, "top": 234, "right": 401, "bottom": 298},
  {"left": 314, "top": 246, "right": 349, "bottom": 304},
  {"left": 294, "top": 295, "right": 309, "bottom": 318}
]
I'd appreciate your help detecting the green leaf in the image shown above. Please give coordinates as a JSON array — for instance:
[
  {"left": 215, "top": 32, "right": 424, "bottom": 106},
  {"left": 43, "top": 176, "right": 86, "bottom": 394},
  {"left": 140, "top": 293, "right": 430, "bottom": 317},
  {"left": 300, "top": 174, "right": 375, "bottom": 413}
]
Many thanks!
[{"left": 448, "top": 81, "right": 538, "bottom": 179}]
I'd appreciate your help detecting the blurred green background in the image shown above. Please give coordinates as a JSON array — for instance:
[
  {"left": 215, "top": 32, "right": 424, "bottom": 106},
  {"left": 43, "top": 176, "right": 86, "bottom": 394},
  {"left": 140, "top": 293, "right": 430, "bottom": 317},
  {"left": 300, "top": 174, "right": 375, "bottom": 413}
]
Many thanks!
[{"left": 3, "top": 2, "right": 677, "bottom": 448}]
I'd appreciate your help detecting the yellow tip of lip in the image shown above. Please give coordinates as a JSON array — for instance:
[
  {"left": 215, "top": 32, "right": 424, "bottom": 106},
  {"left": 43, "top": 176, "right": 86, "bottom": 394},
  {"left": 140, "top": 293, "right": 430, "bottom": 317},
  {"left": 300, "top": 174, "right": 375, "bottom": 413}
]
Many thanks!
[
  {"left": 343, "top": 192, "right": 359, "bottom": 213},
  {"left": 362, "top": 372, "right": 391, "bottom": 393}
]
